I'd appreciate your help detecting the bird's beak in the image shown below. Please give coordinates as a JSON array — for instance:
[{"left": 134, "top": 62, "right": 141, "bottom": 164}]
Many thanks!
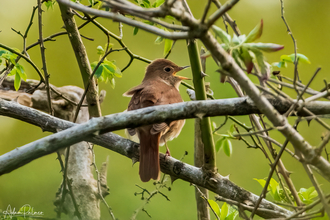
[{"left": 174, "top": 66, "right": 191, "bottom": 80}]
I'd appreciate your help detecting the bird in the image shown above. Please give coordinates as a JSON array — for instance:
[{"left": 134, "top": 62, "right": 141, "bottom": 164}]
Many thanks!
[{"left": 123, "top": 59, "right": 190, "bottom": 182}]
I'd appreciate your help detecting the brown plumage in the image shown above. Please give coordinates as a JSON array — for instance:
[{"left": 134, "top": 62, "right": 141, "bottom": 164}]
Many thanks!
[{"left": 124, "top": 59, "right": 189, "bottom": 182}]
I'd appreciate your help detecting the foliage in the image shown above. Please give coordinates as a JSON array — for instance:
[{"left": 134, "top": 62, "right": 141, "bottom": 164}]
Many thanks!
[
  {"left": 210, "top": 20, "right": 284, "bottom": 77},
  {"left": 208, "top": 200, "right": 238, "bottom": 220},
  {"left": 90, "top": 45, "right": 122, "bottom": 89},
  {"left": 0, "top": 49, "right": 26, "bottom": 90}
]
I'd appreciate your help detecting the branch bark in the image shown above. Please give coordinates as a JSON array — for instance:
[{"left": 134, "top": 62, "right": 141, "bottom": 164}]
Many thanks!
[{"left": 0, "top": 98, "right": 292, "bottom": 218}]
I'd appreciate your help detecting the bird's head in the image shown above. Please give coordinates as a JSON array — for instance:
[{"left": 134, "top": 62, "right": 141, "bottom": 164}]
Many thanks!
[{"left": 144, "top": 59, "right": 190, "bottom": 88}]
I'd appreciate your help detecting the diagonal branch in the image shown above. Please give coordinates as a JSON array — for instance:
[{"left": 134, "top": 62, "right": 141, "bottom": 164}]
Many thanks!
[{"left": 56, "top": 0, "right": 190, "bottom": 40}]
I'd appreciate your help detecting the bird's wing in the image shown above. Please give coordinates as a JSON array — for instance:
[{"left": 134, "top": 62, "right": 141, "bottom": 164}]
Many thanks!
[{"left": 123, "top": 84, "right": 144, "bottom": 97}]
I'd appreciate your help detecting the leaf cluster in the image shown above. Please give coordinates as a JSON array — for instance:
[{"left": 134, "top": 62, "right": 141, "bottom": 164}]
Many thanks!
[
  {"left": 208, "top": 201, "right": 238, "bottom": 220},
  {"left": 0, "top": 49, "right": 26, "bottom": 90},
  {"left": 210, "top": 20, "right": 284, "bottom": 77}
]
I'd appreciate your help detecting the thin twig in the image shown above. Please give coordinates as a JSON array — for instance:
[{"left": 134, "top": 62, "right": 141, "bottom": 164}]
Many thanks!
[{"left": 37, "top": 0, "right": 53, "bottom": 115}]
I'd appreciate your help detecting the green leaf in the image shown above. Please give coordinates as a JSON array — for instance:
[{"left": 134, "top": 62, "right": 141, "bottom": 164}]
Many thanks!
[
  {"left": 155, "top": 36, "right": 164, "bottom": 44},
  {"left": 215, "top": 137, "right": 225, "bottom": 152},
  {"left": 153, "top": 0, "right": 164, "bottom": 7},
  {"left": 14, "top": 72, "right": 21, "bottom": 91},
  {"left": 289, "top": 53, "right": 311, "bottom": 64},
  {"left": 133, "top": 27, "right": 139, "bottom": 35},
  {"left": 223, "top": 138, "right": 232, "bottom": 157},
  {"left": 243, "top": 43, "right": 284, "bottom": 52},
  {"left": 231, "top": 49, "right": 244, "bottom": 70},
  {"left": 44, "top": 0, "right": 56, "bottom": 10},
  {"left": 254, "top": 178, "right": 266, "bottom": 188},
  {"left": 240, "top": 47, "right": 253, "bottom": 73},
  {"left": 163, "top": 38, "right": 173, "bottom": 56},
  {"left": 110, "top": 77, "right": 115, "bottom": 89},
  {"left": 220, "top": 202, "right": 228, "bottom": 220},
  {"left": 96, "top": 46, "right": 104, "bottom": 55},
  {"left": 250, "top": 48, "right": 268, "bottom": 75},
  {"left": 269, "top": 178, "right": 279, "bottom": 195},
  {"left": 280, "top": 54, "right": 293, "bottom": 63},
  {"left": 88, "top": 0, "right": 94, "bottom": 6},
  {"left": 226, "top": 205, "right": 239, "bottom": 220},
  {"left": 141, "top": 0, "right": 151, "bottom": 7},
  {"left": 15, "top": 63, "right": 27, "bottom": 81},
  {"left": 94, "top": 64, "right": 104, "bottom": 78},
  {"left": 244, "top": 19, "right": 263, "bottom": 43},
  {"left": 212, "top": 25, "right": 231, "bottom": 45},
  {"left": 208, "top": 200, "right": 221, "bottom": 218}
]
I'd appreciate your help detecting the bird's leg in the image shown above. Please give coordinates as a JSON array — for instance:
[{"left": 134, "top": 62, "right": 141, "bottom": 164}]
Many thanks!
[{"left": 165, "top": 141, "right": 171, "bottom": 157}]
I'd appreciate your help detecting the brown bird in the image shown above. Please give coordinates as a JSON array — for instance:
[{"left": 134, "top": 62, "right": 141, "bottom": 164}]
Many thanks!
[{"left": 124, "top": 59, "right": 190, "bottom": 182}]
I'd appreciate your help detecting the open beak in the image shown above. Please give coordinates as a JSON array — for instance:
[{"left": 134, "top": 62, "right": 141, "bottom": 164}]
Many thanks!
[{"left": 174, "top": 65, "right": 191, "bottom": 80}]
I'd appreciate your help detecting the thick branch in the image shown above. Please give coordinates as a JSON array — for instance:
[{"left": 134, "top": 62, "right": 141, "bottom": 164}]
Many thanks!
[
  {"left": 1, "top": 97, "right": 330, "bottom": 178},
  {"left": 0, "top": 98, "right": 292, "bottom": 218},
  {"left": 58, "top": 4, "right": 101, "bottom": 118}
]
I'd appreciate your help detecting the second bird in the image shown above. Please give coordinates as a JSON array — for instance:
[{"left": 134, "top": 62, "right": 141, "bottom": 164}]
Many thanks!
[{"left": 124, "top": 59, "right": 190, "bottom": 182}]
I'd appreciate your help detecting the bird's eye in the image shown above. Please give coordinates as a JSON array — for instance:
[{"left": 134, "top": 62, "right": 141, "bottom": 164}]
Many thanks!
[{"left": 164, "top": 67, "right": 172, "bottom": 72}]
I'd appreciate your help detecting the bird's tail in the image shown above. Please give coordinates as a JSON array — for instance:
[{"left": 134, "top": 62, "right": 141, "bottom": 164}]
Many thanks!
[{"left": 139, "top": 132, "right": 161, "bottom": 182}]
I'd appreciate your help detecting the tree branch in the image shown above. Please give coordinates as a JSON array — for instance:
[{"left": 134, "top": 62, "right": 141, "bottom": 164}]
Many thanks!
[{"left": 0, "top": 98, "right": 292, "bottom": 219}]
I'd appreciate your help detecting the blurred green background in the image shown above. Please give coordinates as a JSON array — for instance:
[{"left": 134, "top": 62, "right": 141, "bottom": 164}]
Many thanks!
[{"left": 1, "top": 0, "right": 330, "bottom": 219}]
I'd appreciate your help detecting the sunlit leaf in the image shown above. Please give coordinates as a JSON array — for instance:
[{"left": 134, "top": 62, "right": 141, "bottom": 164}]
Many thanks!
[
  {"left": 215, "top": 137, "right": 225, "bottom": 152},
  {"left": 163, "top": 38, "right": 173, "bottom": 56},
  {"left": 14, "top": 72, "right": 21, "bottom": 91},
  {"left": 153, "top": 0, "right": 164, "bottom": 7},
  {"left": 212, "top": 25, "right": 231, "bottom": 45},
  {"left": 254, "top": 178, "right": 266, "bottom": 188},
  {"left": 244, "top": 19, "right": 263, "bottom": 43},
  {"left": 110, "top": 77, "right": 115, "bottom": 89},
  {"left": 208, "top": 200, "right": 221, "bottom": 218},
  {"left": 289, "top": 53, "right": 311, "bottom": 64},
  {"left": 15, "top": 63, "right": 27, "bottom": 81},
  {"left": 220, "top": 202, "right": 228, "bottom": 220},
  {"left": 223, "top": 138, "right": 232, "bottom": 157}
]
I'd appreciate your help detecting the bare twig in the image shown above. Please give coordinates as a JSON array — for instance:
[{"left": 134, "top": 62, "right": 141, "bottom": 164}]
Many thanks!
[{"left": 37, "top": 0, "right": 53, "bottom": 115}]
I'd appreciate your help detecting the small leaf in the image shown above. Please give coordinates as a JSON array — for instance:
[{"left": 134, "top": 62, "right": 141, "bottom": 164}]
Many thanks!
[
  {"left": 163, "top": 38, "right": 173, "bottom": 56},
  {"left": 155, "top": 36, "right": 164, "bottom": 44},
  {"left": 220, "top": 202, "right": 228, "bottom": 220},
  {"left": 289, "top": 53, "right": 311, "bottom": 64},
  {"left": 153, "top": 0, "right": 164, "bottom": 7},
  {"left": 133, "top": 27, "right": 139, "bottom": 35},
  {"left": 208, "top": 200, "right": 221, "bottom": 218},
  {"left": 226, "top": 205, "right": 239, "bottom": 220},
  {"left": 110, "top": 77, "right": 115, "bottom": 89},
  {"left": 215, "top": 137, "right": 225, "bottom": 152},
  {"left": 269, "top": 178, "right": 279, "bottom": 195},
  {"left": 223, "top": 138, "right": 232, "bottom": 157},
  {"left": 94, "top": 64, "right": 104, "bottom": 78},
  {"left": 212, "top": 25, "right": 231, "bottom": 45},
  {"left": 142, "top": 0, "right": 151, "bottom": 7},
  {"left": 280, "top": 54, "right": 293, "bottom": 63},
  {"left": 14, "top": 72, "right": 21, "bottom": 91},
  {"left": 96, "top": 46, "right": 104, "bottom": 55},
  {"left": 250, "top": 48, "right": 268, "bottom": 75},
  {"left": 231, "top": 49, "right": 244, "bottom": 69},
  {"left": 88, "top": 0, "right": 94, "bottom": 6},
  {"left": 16, "top": 63, "right": 26, "bottom": 81},
  {"left": 244, "top": 19, "right": 263, "bottom": 43},
  {"left": 254, "top": 178, "right": 266, "bottom": 188},
  {"left": 244, "top": 43, "right": 284, "bottom": 52},
  {"left": 240, "top": 47, "right": 253, "bottom": 73}
]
